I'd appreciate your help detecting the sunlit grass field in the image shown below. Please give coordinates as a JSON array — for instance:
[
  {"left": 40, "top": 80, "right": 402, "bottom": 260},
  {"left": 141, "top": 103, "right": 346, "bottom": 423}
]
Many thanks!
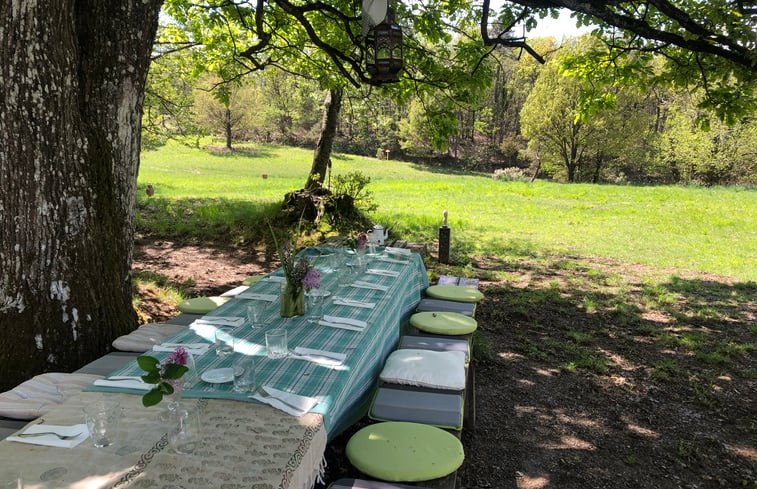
[{"left": 138, "top": 141, "right": 757, "bottom": 281}]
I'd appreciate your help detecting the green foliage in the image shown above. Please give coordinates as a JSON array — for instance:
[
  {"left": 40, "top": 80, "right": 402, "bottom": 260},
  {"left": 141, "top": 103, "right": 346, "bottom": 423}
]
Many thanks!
[
  {"left": 323, "top": 171, "right": 377, "bottom": 229},
  {"left": 136, "top": 354, "right": 189, "bottom": 407}
]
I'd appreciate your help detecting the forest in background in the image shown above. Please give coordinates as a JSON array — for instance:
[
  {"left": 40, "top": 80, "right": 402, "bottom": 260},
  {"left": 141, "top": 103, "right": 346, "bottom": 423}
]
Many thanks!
[{"left": 143, "top": 34, "right": 756, "bottom": 187}]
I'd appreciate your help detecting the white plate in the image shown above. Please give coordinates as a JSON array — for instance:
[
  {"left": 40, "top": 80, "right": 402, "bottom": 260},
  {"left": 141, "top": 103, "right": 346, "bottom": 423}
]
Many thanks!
[{"left": 201, "top": 368, "right": 234, "bottom": 384}]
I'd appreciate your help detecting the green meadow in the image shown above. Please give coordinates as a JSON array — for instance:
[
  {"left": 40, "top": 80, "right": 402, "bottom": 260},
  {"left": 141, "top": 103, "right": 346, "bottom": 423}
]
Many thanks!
[{"left": 138, "top": 141, "right": 757, "bottom": 281}]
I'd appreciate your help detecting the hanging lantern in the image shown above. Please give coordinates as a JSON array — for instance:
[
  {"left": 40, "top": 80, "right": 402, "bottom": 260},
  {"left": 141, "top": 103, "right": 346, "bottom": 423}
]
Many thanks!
[{"left": 365, "top": 7, "right": 403, "bottom": 83}]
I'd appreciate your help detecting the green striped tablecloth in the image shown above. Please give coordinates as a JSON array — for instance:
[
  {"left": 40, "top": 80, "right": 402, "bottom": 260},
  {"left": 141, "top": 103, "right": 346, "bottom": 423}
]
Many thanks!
[{"left": 90, "top": 247, "right": 429, "bottom": 438}]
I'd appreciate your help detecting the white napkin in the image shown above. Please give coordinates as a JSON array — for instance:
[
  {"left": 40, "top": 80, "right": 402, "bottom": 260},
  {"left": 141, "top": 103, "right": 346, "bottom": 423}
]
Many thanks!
[
  {"left": 318, "top": 320, "right": 364, "bottom": 332},
  {"left": 378, "top": 256, "right": 409, "bottom": 265},
  {"left": 385, "top": 246, "right": 411, "bottom": 256},
  {"left": 235, "top": 292, "right": 278, "bottom": 302},
  {"left": 220, "top": 285, "right": 250, "bottom": 297},
  {"left": 351, "top": 280, "right": 389, "bottom": 292},
  {"left": 322, "top": 315, "right": 367, "bottom": 328},
  {"left": 366, "top": 268, "right": 400, "bottom": 278},
  {"left": 8, "top": 423, "right": 89, "bottom": 448},
  {"left": 196, "top": 316, "right": 246, "bottom": 326},
  {"left": 93, "top": 376, "right": 151, "bottom": 391},
  {"left": 249, "top": 386, "right": 318, "bottom": 417},
  {"left": 333, "top": 297, "right": 376, "bottom": 309},
  {"left": 153, "top": 343, "right": 210, "bottom": 356},
  {"left": 265, "top": 276, "right": 287, "bottom": 283},
  {"left": 292, "top": 347, "right": 346, "bottom": 366}
]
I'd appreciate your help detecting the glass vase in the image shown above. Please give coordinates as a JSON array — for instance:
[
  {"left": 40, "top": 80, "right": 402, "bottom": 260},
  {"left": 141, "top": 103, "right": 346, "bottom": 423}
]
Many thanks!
[
  {"left": 280, "top": 282, "right": 305, "bottom": 318},
  {"left": 159, "top": 381, "right": 183, "bottom": 422}
]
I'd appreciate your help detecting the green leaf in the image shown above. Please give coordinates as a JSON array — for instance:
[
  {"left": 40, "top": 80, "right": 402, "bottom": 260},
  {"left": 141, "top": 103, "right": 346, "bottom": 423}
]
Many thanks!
[
  {"left": 142, "top": 388, "right": 163, "bottom": 407},
  {"left": 162, "top": 364, "right": 189, "bottom": 380},
  {"left": 141, "top": 371, "right": 161, "bottom": 384},
  {"left": 136, "top": 355, "right": 160, "bottom": 373}
]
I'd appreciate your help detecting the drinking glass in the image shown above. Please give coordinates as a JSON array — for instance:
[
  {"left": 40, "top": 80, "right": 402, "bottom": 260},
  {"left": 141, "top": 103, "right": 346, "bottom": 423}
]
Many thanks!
[
  {"left": 265, "top": 328, "right": 288, "bottom": 359},
  {"left": 182, "top": 352, "right": 197, "bottom": 389},
  {"left": 169, "top": 407, "right": 202, "bottom": 454},
  {"left": 337, "top": 264, "right": 355, "bottom": 290},
  {"left": 214, "top": 326, "right": 235, "bottom": 356},
  {"left": 306, "top": 290, "right": 324, "bottom": 323},
  {"left": 83, "top": 401, "right": 120, "bottom": 448},
  {"left": 246, "top": 301, "right": 265, "bottom": 329},
  {"left": 233, "top": 356, "right": 256, "bottom": 393}
]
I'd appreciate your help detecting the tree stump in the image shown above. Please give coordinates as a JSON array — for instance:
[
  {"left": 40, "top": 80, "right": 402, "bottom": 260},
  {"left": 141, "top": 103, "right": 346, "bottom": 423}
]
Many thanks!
[{"left": 283, "top": 187, "right": 331, "bottom": 222}]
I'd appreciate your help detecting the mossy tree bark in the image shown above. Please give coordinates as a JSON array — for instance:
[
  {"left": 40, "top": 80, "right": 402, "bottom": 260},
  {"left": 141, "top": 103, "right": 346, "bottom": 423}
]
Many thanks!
[
  {"left": 305, "top": 88, "right": 343, "bottom": 190},
  {"left": 0, "top": 0, "right": 162, "bottom": 389}
]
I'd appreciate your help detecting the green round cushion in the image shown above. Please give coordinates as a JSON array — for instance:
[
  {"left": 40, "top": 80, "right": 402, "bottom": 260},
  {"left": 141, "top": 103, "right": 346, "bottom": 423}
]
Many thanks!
[
  {"left": 426, "top": 285, "right": 484, "bottom": 303},
  {"left": 242, "top": 275, "right": 265, "bottom": 286},
  {"left": 346, "top": 422, "right": 464, "bottom": 482},
  {"left": 177, "top": 296, "right": 230, "bottom": 314},
  {"left": 409, "top": 312, "right": 477, "bottom": 335}
]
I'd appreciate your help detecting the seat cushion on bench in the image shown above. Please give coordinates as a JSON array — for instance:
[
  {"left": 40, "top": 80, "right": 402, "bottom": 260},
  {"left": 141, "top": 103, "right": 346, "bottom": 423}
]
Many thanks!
[
  {"left": 409, "top": 312, "right": 477, "bottom": 336},
  {"left": 74, "top": 352, "right": 141, "bottom": 376},
  {"left": 400, "top": 335, "right": 470, "bottom": 361},
  {"left": 329, "top": 478, "right": 431, "bottom": 489},
  {"left": 425, "top": 285, "right": 484, "bottom": 303},
  {"left": 370, "top": 385, "right": 464, "bottom": 430},
  {"left": 177, "top": 296, "right": 230, "bottom": 314},
  {"left": 0, "top": 373, "right": 102, "bottom": 420},
  {"left": 112, "top": 323, "right": 186, "bottom": 352},
  {"left": 346, "top": 422, "right": 464, "bottom": 482},
  {"left": 165, "top": 313, "right": 202, "bottom": 326},
  {"left": 380, "top": 349, "right": 466, "bottom": 391},
  {"left": 416, "top": 298, "right": 476, "bottom": 317}
]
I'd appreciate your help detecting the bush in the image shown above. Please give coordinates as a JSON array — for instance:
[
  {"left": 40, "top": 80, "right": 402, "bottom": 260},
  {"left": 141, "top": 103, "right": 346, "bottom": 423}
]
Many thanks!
[
  {"left": 492, "top": 167, "right": 530, "bottom": 182},
  {"left": 323, "top": 171, "right": 377, "bottom": 230}
]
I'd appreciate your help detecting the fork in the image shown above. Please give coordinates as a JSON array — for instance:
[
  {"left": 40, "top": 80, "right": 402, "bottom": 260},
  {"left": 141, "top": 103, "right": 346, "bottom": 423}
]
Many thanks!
[
  {"left": 17, "top": 431, "right": 82, "bottom": 440},
  {"left": 250, "top": 387, "right": 302, "bottom": 412}
]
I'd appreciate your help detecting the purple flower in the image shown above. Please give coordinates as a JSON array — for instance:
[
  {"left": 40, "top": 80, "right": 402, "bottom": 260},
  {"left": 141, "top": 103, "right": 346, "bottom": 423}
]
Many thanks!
[
  {"left": 356, "top": 232, "right": 368, "bottom": 250},
  {"left": 303, "top": 268, "right": 321, "bottom": 291},
  {"left": 166, "top": 346, "right": 188, "bottom": 366}
]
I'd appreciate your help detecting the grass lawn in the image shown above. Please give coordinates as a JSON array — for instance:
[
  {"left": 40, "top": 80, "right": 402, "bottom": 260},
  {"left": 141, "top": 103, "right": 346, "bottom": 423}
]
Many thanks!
[{"left": 138, "top": 141, "right": 757, "bottom": 281}]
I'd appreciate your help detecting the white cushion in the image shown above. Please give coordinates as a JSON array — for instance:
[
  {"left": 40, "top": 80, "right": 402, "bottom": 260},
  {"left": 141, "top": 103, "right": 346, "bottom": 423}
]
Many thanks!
[
  {"left": 0, "top": 373, "right": 102, "bottom": 420},
  {"left": 112, "top": 323, "right": 185, "bottom": 352},
  {"left": 379, "top": 349, "right": 466, "bottom": 391}
]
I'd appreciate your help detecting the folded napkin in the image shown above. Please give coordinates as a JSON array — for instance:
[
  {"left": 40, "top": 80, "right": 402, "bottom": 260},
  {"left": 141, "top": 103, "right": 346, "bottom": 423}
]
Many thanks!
[
  {"left": 351, "top": 280, "right": 389, "bottom": 292},
  {"left": 153, "top": 343, "right": 210, "bottom": 356},
  {"left": 333, "top": 297, "right": 376, "bottom": 309},
  {"left": 265, "top": 276, "right": 287, "bottom": 283},
  {"left": 235, "top": 292, "right": 278, "bottom": 302},
  {"left": 378, "top": 256, "right": 410, "bottom": 265},
  {"left": 8, "top": 423, "right": 89, "bottom": 448},
  {"left": 318, "top": 320, "right": 365, "bottom": 332},
  {"left": 385, "top": 246, "right": 411, "bottom": 256},
  {"left": 220, "top": 285, "right": 250, "bottom": 297},
  {"left": 291, "top": 347, "right": 346, "bottom": 366},
  {"left": 249, "top": 386, "right": 318, "bottom": 417},
  {"left": 197, "top": 316, "right": 246, "bottom": 326},
  {"left": 93, "top": 376, "right": 151, "bottom": 391},
  {"left": 323, "top": 315, "right": 368, "bottom": 328},
  {"left": 366, "top": 268, "right": 400, "bottom": 278}
]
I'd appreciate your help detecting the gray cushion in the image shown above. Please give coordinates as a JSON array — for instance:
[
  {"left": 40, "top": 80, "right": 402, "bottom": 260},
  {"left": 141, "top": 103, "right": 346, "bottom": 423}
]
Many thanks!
[
  {"left": 165, "top": 313, "right": 202, "bottom": 325},
  {"left": 112, "top": 322, "right": 185, "bottom": 352},
  {"left": 75, "top": 352, "right": 140, "bottom": 376},
  {"left": 0, "top": 373, "right": 102, "bottom": 420},
  {"left": 369, "top": 385, "right": 464, "bottom": 430},
  {"left": 400, "top": 335, "right": 470, "bottom": 361},
  {"left": 416, "top": 298, "right": 476, "bottom": 317}
]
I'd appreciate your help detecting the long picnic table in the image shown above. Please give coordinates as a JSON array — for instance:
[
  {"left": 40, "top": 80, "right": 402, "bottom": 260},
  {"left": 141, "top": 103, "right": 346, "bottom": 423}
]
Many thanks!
[{"left": 0, "top": 246, "right": 429, "bottom": 488}]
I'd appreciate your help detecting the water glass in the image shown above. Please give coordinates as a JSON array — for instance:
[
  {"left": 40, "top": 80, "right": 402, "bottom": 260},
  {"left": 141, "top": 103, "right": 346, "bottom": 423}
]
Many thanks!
[
  {"left": 214, "top": 326, "right": 235, "bottom": 356},
  {"left": 246, "top": 302, "right": 265, "bottom": 328},
  {"left": 233, "top": 356, "right": 257, "bottom": 393},
  {"left": 265, "top": 328, "right": 288, "bottom": 359},
  {"left": 169, "top": 407, "right": 202, "bottom": 454},
  {"left": 306, "top": 291, "right": 324, "bottom": 323},
  {"left": 337, "top": 265, "right": 355, "bottom": 289},
  {"left": 182, "top": 352, "right": 197, "bottom": 389},
  {"left": 83, "top": 401, "right": 120, "bottom": 448}
]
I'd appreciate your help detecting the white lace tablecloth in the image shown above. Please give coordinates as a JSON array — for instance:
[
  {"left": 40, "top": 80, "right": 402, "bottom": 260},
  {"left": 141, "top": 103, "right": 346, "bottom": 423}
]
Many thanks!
[{"left": 1, "top": 391, "right": 326, "bottom": 489}]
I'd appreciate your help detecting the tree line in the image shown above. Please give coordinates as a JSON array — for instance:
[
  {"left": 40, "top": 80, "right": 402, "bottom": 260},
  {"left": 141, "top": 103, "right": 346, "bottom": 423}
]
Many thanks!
[{"left": 145, "top": 34, "right": 756, "bottom": 186}]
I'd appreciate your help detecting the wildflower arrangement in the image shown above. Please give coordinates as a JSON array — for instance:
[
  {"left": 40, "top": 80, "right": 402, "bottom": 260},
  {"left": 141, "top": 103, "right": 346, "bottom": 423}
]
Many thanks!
[
  {"left": 137, "top": 346, "right": 189, "bottom": 407},
  {"left": 269, "top": 221, "right": 320, "bottom": 316},
  {"left": 347, "top": 231, "right": 368, "bottom": 252}
]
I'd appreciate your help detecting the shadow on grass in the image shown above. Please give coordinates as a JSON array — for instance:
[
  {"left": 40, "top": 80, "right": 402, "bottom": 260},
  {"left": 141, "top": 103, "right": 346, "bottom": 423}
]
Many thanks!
[{"left": 453, "top": 255, "right": 755, "bottom": 488}]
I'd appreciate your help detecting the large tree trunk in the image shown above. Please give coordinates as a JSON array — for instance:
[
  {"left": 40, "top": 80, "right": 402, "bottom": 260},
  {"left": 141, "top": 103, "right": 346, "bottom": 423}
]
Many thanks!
[
  {"left": 305, "top": 88, "right": 343, "bottom": 190},
  {"left": 0, "top": 0, "right": 162, "bottom": 390}
]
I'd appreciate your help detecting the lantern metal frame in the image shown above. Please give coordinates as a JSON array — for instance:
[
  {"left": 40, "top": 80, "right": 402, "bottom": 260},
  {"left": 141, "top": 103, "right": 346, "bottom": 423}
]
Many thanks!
[{"left": 365, "top": 7, "right": 403, "bottom": 83}]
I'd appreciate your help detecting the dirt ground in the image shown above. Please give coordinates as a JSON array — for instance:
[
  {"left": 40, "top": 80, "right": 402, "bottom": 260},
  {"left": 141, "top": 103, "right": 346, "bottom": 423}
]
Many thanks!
[{"left": 133, "top": 239, "right": 756, "bottom": 489}]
